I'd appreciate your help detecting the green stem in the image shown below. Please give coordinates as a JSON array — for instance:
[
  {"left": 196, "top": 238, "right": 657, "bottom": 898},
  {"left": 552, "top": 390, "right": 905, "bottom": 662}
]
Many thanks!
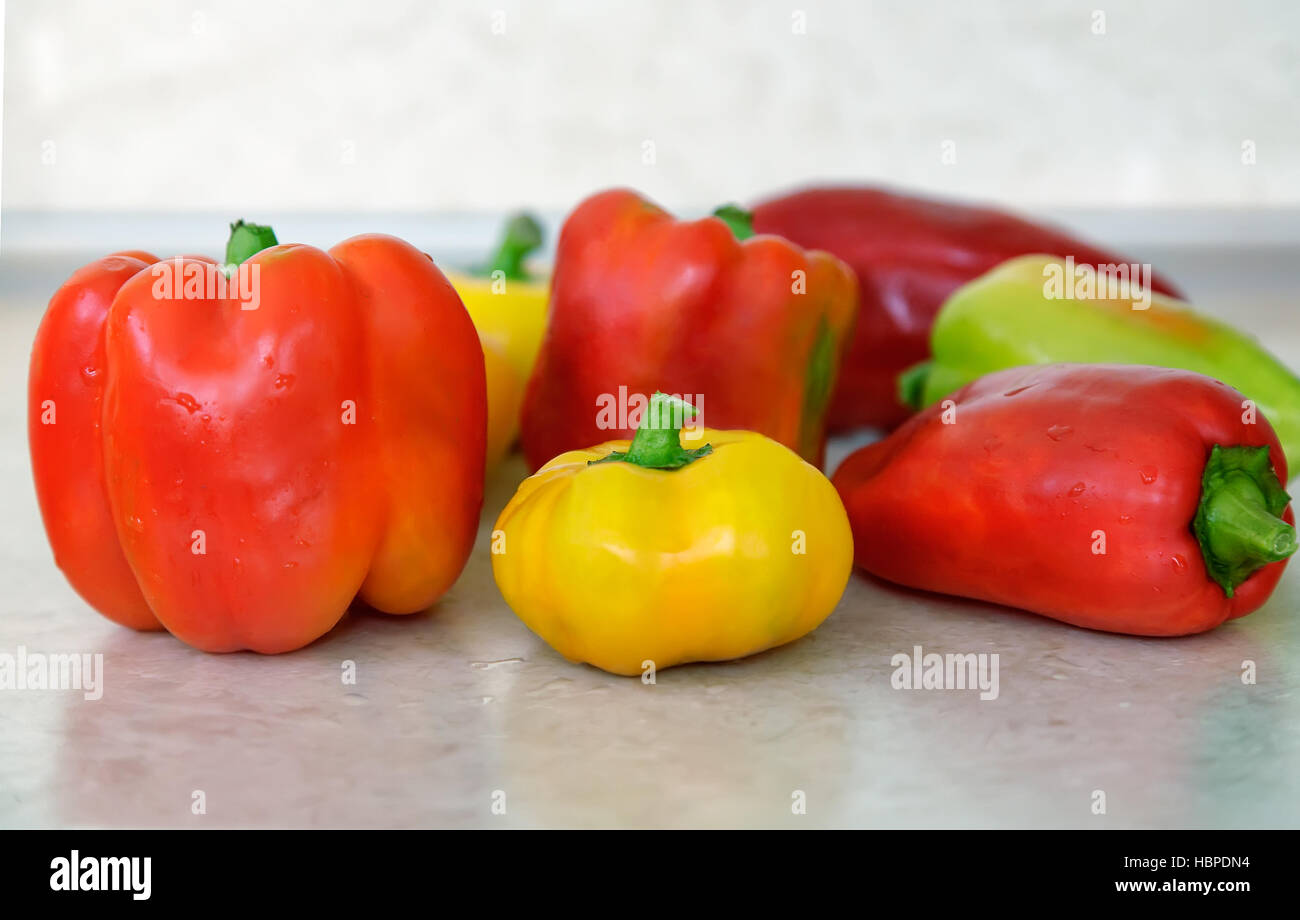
[
  {"left": 898, "top": 360, "right": 933, "bottom": 409},
  {"left": 226, "top": 220, "right": 278, "bottom": 266},
  {"left": 712, "top": 204, "right": 754, "bottom": 241},
  {"left": 1193, "top": 444, "right": 1296, "bottom": 596},
  {"left": 479, "top": 212, "right": 543, "bottom": 281},
  {"left": 589, "top": 392, "right": 713, "bottom": 470}
]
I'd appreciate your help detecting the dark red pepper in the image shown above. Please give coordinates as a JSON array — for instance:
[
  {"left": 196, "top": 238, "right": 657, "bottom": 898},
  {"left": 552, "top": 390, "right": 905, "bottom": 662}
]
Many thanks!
[
  {"left": 832, "top": 364, "right": 1295, "bottom": 635},
  {"left": 751, "top": 187, "right": 1184, "bottom": 430}
]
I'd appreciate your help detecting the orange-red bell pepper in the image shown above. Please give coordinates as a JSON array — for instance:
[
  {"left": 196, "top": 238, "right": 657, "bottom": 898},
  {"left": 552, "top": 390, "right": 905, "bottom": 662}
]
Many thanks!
[
  {"left": 520, "top": 189, "right": 858, "bottom": 471},
  {"left": 28, "top": 223, "right": 486, "bottom": 653}
]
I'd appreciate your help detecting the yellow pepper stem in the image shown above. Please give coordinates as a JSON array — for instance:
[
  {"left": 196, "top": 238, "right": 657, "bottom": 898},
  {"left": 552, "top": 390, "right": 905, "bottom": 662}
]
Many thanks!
[
  {"left": 481, "top": 212, "right": 543, "bottom": 281},
  {"left": 590, "top": 391, "right": 713, "bottom": 470}
]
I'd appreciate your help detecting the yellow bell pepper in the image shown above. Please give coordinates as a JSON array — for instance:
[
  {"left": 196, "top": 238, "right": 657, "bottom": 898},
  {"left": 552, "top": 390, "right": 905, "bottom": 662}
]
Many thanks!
[
  {"left": 480, "top": 342, "right": 525, "bottom": 469},
  {"left": 446, "top": 214, "right": 550, "bottom": 466},
  {"left": 492, "top": 393, "right": 853, "bottom": 675},
  {"left": 447, "top": 214, "right": 548, "bottom": 379}
]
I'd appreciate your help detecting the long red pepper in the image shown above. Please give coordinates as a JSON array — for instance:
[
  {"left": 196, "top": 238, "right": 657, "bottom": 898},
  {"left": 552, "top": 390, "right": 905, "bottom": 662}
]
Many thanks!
[{"left": 832, "top": 364, "right": 1295, "bottom": 635}]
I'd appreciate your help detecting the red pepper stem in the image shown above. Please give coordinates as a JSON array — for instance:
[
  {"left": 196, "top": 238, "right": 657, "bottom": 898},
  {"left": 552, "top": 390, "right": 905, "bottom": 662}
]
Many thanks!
[
  {"left": 226, "top": 220, "right": 278, "bottom": 266},
  {"left": 483, "top": 212, "right": 543, "bottom": 281},
  {"left": 589, "top": 392, "right": 712, "bottom": 470},
  {"left": 712, "top": 204, "right": 755, "bottom": 241},
  {"left": 1209, "top": 480, "right": 1296, "bottom": 555},
  {"left": 1193, "top": 445, "right": 1296, "bottom": 597}
]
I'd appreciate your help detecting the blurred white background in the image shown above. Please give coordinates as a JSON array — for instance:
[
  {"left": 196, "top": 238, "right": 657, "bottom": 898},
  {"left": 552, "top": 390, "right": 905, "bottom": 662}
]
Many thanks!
[{"left": 3, "top": 0, "right": 1297, "bottom": 229}]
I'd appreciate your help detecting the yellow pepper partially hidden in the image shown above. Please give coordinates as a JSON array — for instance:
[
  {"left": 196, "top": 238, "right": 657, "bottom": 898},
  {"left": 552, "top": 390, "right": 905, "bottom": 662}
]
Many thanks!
[
  {"left": 454, "top": 275, "right": 548, "bottom": 389},
  {"left": 479, "top": 342, "right": 525, "bottom": 469},
  {"left": 492, "top": 393, "right": 853, "bottom": 675},
  {"left": 446, "top": 214, "right": 550, "bottom": 468}
]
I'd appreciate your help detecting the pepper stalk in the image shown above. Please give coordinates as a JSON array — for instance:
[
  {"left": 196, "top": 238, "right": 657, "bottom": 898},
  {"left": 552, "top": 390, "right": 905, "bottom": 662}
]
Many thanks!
[
  {"left": 590, "top": 392, "right": 712, "bottom": 470},
  {"left": 712, "top": 204, "right": 755, "bottom": 241},
  {"left": 477, "top": 212, "right": 544, "bottom": 282},
  {"left": 1194, "top": 444, "right": 1297, "bottom": 596},
  {"left": 226, "top": 219, "right": 278, "bottom": 266}
]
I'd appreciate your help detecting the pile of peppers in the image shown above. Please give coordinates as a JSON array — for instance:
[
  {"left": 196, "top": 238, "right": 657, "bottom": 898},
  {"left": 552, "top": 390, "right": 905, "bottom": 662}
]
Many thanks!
[{"left": 27, "top": 184, "right": 1300, "bottom": 671}]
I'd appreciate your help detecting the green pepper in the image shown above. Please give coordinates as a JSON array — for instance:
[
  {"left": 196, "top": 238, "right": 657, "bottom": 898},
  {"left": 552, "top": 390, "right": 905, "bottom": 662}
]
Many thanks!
[{"left": 901, "top": 254, "right": 1300, "bottom": 477}]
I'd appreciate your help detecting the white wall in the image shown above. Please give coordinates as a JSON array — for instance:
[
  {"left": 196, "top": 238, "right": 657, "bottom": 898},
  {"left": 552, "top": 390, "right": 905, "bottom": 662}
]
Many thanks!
[{"left": 3, "top": 0, "right": 1298, "bottom": 216}]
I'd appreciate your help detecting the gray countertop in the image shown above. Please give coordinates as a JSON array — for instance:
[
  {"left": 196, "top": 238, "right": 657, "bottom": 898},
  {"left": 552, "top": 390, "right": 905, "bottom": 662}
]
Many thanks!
[{"left": 2, "top": 241, "right": 1298, "bottom": 829}]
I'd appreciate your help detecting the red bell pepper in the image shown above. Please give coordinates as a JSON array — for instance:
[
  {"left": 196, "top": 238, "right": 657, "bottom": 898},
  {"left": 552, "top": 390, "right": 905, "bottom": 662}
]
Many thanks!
[
  {"left": 520, "top": 189, "right": 858, "bottom": 471},
  {"left": 28, "top": 224, "right": 487, "bottom": 653},
  {"left": 750, "top": 186, "right": 1184, "bottom": 430},
  {"left": 832, "top": 364, "right": 1296, "bottom": 635}
]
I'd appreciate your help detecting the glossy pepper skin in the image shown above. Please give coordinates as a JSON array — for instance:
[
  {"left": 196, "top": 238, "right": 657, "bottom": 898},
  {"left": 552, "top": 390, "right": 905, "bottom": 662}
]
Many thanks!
[
  {"left": 29, "top": 228, "right": 486, "bottom": 653},
  {"left": 833, "top": 364, "right": 1296, "bottom": 636},
  {"left": 520, "top": 189, "right": 857, "bottom": 471},
  {"left": 904, "top": 254, "right": 1300, "bottom": 477},
  {"left": 29, "top": 252, "right": 167, "bottom": 631},
  {"left": 750, "top": 186, "right": 1182, "bottom": 431},
  {"left": 495, "top": 393, "right": 853, "bottom": 675}
]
